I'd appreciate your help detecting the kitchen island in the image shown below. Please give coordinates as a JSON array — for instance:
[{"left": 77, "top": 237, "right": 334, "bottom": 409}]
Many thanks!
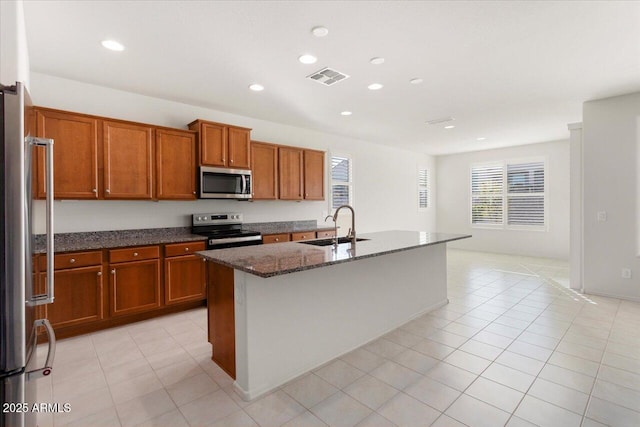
[{"left": 198, "top": 230, "right": 471, "bottom": 400}]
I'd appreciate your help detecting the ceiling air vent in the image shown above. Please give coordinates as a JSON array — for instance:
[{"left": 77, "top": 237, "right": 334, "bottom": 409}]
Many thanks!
[
  {"left": 425, "top": 117, "right": 455, "bottom": 125},
  {"left": 306, "top": 67, "right": 350, "bottom": 86}
]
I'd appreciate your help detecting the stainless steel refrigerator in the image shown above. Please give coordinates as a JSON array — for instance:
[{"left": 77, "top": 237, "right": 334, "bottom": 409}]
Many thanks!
[{"left": 1, "top": 81, "right": 56, "bottom": 427}]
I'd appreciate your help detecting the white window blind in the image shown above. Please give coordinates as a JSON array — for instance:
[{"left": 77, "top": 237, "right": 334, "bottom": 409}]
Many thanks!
[
  {"left": 507, "top": 162, "right": 545, "bottom": 226},
  {"left": 331, "top": 155, "right": 352, "bottom": 209},
  {"left": 418, "top": 169, "right": 429, "bottom": 209},
  {"left": 471, "top": 164, "right": 504, "bottom": 225},
  {"left": 471, "top": 160, "right": 546, "bottom": 228}
]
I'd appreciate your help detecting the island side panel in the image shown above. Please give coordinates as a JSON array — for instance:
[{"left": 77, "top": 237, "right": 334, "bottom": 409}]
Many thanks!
[
  {"left": 233, "top": 243, "right": 448, "bottom": 400},
  {"left": 207, "top": 262, "right": 236, "bottom": 379}
]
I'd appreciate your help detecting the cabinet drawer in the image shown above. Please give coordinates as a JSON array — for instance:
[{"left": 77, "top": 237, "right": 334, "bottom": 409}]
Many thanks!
[
  {"left": 109, "top": 246, "right": 159, "bottom": 263},
  {"left": 39, "top": 251, "right": 102, "bottom": 270},
  {"left": 262, "top": 233, "right": 290, "bottom": 244},
  {"left": 291, "top": 232, "right": 314, "bottom": 241},
  {"left": 316, "top": 230, "right": 336, "bottom": 239},
  {"left": 165, "top": 241, "right": 206, "bottom": 257}
]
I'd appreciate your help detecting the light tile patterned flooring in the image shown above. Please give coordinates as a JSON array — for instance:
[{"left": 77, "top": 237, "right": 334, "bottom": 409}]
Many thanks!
[{"left": 36, "top": 249, "right": 640, "bottom": 427}]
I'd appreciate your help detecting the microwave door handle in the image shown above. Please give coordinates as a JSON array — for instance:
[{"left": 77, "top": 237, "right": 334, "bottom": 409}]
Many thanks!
[{"left": 241, "top": 175, "right": 247, "bottom": 194}]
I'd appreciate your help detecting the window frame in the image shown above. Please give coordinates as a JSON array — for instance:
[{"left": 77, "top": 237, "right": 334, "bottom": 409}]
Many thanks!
[
  {"left": 418, "top": 167, "right": 430, "bottom": 211},
  {"left": 329, "top": 153, "right": 354, "bottom": 211},
  {"left": 470, "top": 157, "right": 548, "bottom": 231}
]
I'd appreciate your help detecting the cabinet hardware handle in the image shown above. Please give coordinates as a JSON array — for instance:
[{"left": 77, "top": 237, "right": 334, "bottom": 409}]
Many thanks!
[
  {"left": 275, "top": 238, "right": 279, "bottom": 241},
  {"left": 92, "top": 188, "right": 97, "bottom": 193},
  {"left": 192, "top": 191, "right": 196, "bottom": 195},
  {"left": 230, "top": 159, "right": 234, "bottom": 163},
  {"left": 106, "top": 189, "right": 110, "bottom": 194},
  {"left": 202, "top": 258, "right": 206, "bottom": 262},
  {"left": 133, "top": 252, "right": 138, "bottom": 256},
  {"left": 69, "top": 258, "right": 75, "bottom": 263},
  {"left": 111, "top": 269, "right": 115, "bottom": 274},
  {"left": 305, "top": 193, "right": 308, "bottom": 197},
  {"left": 184, "top": 247, "right": 189, "bottom": 251},
  {"left": 97, "top": 272, "right": 102, "bottom": 276}
]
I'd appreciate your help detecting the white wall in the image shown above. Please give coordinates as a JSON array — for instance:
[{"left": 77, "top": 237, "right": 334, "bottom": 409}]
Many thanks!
[
  {"left": 436, "top": 141, "right": 570, "bottom": 259},
  {"left": 0, "top": 0, "right": 30, "bottom": 86},
  {"left": 582, "top": 92, "right": 640, "bottom": 301},
  {"left": 30, "top": 73, "right": 436, "bottom": 234}
]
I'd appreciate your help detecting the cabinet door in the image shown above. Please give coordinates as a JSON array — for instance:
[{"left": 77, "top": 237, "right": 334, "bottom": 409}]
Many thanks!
[
  {"left": 250, "top": 141, "right": 278, "bottom": 199},
  {"left": 227, "top": 127, "right": 251, "bottom": 169},
  {"left": 109, "top": 259, "right": 161, "bottom": 316},
  {"left": 304, "top": 149, "right": 325, "bottom": 200},
  {"left": 164, "top": 255, "right": 206, "bottom": 305},
  {"left": 156, "top": 129, "right": 197, "bottom": 200},
  {"left": 36, "top": 110, "right": 99, "bottom": 199},
  {"left": 200, "top": 122, "right": 227, "bottom": 167},
  {"left": 103, "top": 121, "right": 154, "bottom": 199},
  {"left": 278, "top": 146, "right": 304, "bottom": 200},
  {"left": 40, "top": 266, "right": 104, "bottom": 328}
]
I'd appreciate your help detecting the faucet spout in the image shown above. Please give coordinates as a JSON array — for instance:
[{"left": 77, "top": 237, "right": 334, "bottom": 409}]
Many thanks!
[{"left": 332, "top": 205, "right": 356, "bottom": 244}]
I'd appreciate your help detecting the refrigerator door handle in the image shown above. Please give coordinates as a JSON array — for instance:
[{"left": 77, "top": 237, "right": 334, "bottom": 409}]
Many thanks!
[
  {"left": 27, "top": 136, "right": 55, "bottom": 305},
  {"left": 26, "top": 319, "right": 56, "bottom": 379}
]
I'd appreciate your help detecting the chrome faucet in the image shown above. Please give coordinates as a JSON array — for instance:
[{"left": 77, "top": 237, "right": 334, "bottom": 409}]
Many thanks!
[
  {"left": 324, "top": 214, "right": 338, "bottom": 247},
  {"left": 333, "top": 204, "right": 356, "bottom": 244}
]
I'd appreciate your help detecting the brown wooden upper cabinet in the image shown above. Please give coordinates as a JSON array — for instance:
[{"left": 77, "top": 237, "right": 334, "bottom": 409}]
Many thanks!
[
  {"left": 250, "top": 141, "right": 278, "bottom": 199},
  {"left": 103, "top": 121, "right": 154, "bottom": 199},
  {"left": 188, "top": 119, "right": 251, "bottom": 169},
  {"left": 278, "top": 146, "right": 304, "bottom": 200},
  {"left": 35, "top": 109, "right": 99, "bottom": 199},
  {"left": 156, "top": 129, "right": 197, "bottom": 200},
  {"left": 303, "top": 149, "right": 325, "bottom": 200}
]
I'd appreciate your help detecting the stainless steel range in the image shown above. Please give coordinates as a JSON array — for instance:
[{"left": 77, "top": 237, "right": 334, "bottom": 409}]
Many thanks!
[{"left": 192, "top": 213, "right": 262, "bottom": 249}]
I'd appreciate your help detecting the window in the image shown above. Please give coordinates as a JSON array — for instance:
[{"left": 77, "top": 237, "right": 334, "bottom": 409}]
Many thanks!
[
  {"left": 471, "top": 160, "right": 546, "bottom": 229},
  {"left": 507, "top": 162, "right": 545, "bottom": 226},
  {"left": 331, "top": 155, "right": 352, "bottom": 208},
  {"left": 471, "top": 164, "right": 504, "bottom": 225},
  {"left": 418, "top": 168, "right": 430, "bottom": 209}
]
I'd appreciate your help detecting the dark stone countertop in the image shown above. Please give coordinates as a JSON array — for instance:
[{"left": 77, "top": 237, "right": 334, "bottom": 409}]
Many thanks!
[
  {"left": 197, "top": 230, "right": 472, "bottom": 278},
  {"left": 34, "top": 227, "right": 206, "bottom": 254},
  {"left": 243, "top": 220, "right": 335, "bottom": 235}
]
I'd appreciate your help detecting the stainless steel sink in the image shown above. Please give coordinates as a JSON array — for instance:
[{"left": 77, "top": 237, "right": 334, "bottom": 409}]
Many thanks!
[{"left": 301, "top": 237, "right": 370, "bottom": 246}]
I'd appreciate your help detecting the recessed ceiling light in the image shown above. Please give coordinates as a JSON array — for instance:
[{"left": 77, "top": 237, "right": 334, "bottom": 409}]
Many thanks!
[
  {"left": 477, "top": 137, "right": 486, "bottom": 141},
  {"left": 367, "top": 83, "right": 383, "bottom": 90},
  {"left": 444, "top": 125, "right": 456, "bottom": 129},
  {"left": 101, "top": 40, "right": 125, "bottom": 51},
  {"left": 410, "top": 78, "right": 423, "bottom": 85},
  {"left": 370, "top": 57, "right": 385, "bottom": 65},
  {"left": 248, "top": 84, "right": 264, "bottom": 91},
  {"left": 298, "top": 54, "right": 317, "bottom": 64},
  {"left": 311, "top": 26, "right": 329, "bottom": 37},
  {"left": 340, "top": 111, "right": 352, "bottom": 116}
]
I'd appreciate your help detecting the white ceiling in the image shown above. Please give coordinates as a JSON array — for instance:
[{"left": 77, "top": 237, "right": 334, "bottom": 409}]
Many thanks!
[{"left": 22, "top": 0, "right": 640, "bottom": 155}]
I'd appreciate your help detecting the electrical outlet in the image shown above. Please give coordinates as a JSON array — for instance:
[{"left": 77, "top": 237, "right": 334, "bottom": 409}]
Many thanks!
[
  {"left": 622, "top": 268, "right": 632, "bottom": 279},
  {"left": 597, "top": 211, "right": 607, "bottom": 222}
]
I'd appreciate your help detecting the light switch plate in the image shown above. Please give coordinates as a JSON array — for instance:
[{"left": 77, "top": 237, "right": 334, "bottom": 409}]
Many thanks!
[
  {"left": 622, "top": 268, "right": 632, "bottom": 279},
  {"left": 597, "top": 211, "right": 607, "bottom": 222}
]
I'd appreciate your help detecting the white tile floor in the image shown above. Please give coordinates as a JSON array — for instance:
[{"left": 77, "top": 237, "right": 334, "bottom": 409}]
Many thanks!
[{"left": 36, "top": 249, "right": 640, "bottom": 427}]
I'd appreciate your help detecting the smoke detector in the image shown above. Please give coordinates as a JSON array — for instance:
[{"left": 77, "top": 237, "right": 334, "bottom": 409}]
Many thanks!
[{"left": 306, "top": 67, "right": 350, "bottom": 86}]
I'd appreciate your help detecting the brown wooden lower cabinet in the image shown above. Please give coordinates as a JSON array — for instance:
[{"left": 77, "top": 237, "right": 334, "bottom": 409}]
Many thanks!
[
  {"left": 40, "top": 265, "right": 104, "bottom": 329},
  {"left": 165, "top": 255, "right": 206, "bottom": 305},
  {"left": 208, "top": 262, "right": 236, "bottom": 379},
  {"left": 263, "top": 230, "right": 336, "bottom": 244},
  {"left": 109, "top": 258, "right": 161, "bottom": 317}
]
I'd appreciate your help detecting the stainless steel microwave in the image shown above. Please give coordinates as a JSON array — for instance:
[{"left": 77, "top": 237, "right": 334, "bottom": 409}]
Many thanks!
[{"left": 199, "top": 166, "right": 252, "bottom": 199}]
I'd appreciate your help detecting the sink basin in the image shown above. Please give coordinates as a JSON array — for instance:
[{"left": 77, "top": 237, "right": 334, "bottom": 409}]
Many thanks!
[{"left": 301, "top": 237, "right": 370, "bottom": 246}]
